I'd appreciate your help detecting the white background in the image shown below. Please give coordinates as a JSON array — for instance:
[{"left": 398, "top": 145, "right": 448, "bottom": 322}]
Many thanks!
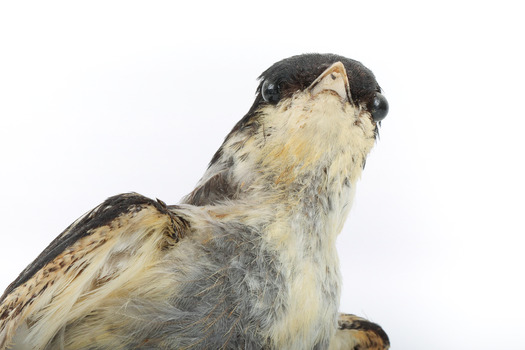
[{"left": 1, "top": 1, "right": 524, "bottom": 349}]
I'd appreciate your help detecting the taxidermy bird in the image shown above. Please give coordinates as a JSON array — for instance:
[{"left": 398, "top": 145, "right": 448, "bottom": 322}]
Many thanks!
[{"left": 0, "top": 53, "right": 390, "bottom": 349}]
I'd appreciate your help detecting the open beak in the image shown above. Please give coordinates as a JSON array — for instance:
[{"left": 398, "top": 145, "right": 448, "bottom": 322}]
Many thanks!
[{"left": 308, "top": 62, "right": 353, "bottom": 105}]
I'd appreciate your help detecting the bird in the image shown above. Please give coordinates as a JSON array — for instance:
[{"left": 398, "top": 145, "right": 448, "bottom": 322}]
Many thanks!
[{"left": 0, "top": 53, "right": 390, "bottom": 350}]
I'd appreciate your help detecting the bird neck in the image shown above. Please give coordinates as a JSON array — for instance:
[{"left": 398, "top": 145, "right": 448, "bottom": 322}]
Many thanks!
[
  {"left": 258, "top": 159, "right": 358, "bottom": 249},
  {"left": 184, "top": 147, "right": 361, "bottom": 243}
]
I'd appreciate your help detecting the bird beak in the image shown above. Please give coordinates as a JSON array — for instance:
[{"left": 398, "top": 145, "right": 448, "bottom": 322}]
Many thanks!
[{"left": 308, "top": 62, "right": 353, "bottom": 104}]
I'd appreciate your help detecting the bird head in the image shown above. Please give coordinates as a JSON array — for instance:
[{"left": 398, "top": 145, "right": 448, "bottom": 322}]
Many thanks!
[{"left": 186, "top": 54, "right": 388, "bottom": 205}]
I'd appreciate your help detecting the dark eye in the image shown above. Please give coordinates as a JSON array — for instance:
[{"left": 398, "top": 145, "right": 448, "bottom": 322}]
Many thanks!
[
  {"left": 369, "top": 92, "right": 389, "bottom": 122},
  {"left": 261, "top": 80, "right": 281, "bottom": 104}
]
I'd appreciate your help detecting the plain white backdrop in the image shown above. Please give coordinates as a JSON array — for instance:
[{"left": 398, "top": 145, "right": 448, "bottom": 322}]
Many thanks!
[{"left": 1, "top": 1, "right": 524, "bottom": 349}]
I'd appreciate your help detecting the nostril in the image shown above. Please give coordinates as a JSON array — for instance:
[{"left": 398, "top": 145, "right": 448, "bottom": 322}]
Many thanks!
[{"left": 369, "top": 92, "right": 389, "bottom": 122}]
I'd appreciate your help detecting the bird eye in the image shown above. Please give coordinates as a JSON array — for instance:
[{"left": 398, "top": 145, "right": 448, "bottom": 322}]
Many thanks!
[
  {"left": 261, "top": 80, "right": 281, "bottom": 104},
  {"left": 369, "top": 92, "right": 389, "bottom": 122}
]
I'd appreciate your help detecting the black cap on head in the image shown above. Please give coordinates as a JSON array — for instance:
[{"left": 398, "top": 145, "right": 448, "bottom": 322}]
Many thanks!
[{"left": 257, "top": 54, "right": 384, "bottom": 111}]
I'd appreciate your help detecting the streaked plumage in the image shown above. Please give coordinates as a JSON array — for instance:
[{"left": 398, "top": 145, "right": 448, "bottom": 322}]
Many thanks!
[{"left": 0, "top": 53, "right": 389, "bottom": 349}]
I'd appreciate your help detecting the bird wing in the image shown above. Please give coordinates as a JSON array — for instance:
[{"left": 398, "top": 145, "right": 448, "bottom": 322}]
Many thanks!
[
  {"left": 0, "top": 193, "right": 190, "bottom": 349},
  {"left": 330, "top": 314, "right": 390, "bottom": 350}
]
